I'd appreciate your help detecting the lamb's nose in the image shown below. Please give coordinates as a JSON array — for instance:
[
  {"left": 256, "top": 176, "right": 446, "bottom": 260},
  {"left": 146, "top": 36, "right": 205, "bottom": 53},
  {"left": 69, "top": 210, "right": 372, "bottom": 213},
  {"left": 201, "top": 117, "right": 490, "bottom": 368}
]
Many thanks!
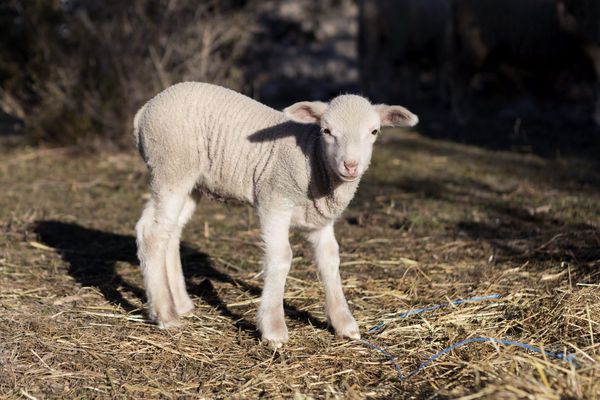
[{"left": 343, "top": 160, "right": 359, "bottom": 176}]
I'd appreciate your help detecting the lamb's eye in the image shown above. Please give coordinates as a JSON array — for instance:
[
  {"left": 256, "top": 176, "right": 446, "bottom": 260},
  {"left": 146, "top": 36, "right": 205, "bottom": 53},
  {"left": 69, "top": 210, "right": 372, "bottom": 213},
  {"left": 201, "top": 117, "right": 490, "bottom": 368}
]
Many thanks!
[
  {"left": 371, "top": 129, "right": 379, "bottom": 135},
  {"left": 322, "top": 128, "right": 332, "bottom": 135}
]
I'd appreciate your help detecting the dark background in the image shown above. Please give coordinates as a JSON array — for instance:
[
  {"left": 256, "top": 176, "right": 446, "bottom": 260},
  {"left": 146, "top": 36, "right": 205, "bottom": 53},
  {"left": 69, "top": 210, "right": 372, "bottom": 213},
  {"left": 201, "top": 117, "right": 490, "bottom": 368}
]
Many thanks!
[{"left": 1, "top": 0, "right": 599, "bottom": 161}]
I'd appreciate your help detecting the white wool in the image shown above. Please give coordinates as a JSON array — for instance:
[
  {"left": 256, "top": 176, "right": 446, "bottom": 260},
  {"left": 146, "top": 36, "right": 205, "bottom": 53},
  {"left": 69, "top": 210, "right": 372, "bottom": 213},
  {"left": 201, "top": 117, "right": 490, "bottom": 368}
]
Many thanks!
[{"left": 134, "top": 82, "right": 370, "bottom": 228}]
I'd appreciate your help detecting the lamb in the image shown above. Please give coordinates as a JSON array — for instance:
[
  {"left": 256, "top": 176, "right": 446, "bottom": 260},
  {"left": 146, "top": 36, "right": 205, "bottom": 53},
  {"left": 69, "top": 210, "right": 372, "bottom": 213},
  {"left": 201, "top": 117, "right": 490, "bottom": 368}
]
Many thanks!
[{"left": 134, "top": 82, "right": 418, "bottom": 347}]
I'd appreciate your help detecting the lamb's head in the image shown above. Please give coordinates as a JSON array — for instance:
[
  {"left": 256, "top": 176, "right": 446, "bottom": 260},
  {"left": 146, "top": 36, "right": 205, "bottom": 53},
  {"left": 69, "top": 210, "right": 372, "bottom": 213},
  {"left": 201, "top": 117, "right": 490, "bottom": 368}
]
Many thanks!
[{"left": 284, "top": 95, "right": 418, "bottom": 182}]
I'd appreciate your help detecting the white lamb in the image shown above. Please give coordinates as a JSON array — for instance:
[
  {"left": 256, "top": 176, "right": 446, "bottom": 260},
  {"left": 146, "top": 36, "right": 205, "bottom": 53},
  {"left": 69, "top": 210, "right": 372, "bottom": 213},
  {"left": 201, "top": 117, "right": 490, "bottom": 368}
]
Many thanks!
[{"left": 134, "top": 82, "right": 418, "bottom": 347}]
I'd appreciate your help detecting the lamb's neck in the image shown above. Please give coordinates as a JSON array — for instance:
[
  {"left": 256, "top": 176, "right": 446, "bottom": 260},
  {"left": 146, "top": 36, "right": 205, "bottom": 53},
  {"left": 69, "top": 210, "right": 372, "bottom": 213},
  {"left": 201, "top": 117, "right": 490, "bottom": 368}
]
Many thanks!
[
  {"left": 328, "top": 171, "right": 361, "bottom": 213},
  {"left": 310, "top": 139, "right": 361, "bottom": 218}
]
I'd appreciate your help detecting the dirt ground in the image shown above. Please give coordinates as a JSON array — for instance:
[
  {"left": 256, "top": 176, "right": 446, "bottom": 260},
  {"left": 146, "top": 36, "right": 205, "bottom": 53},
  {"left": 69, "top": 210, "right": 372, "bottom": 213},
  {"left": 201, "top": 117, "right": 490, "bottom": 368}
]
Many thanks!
[{"left": 0, "top": 131, "right": 599, "bottom": 399}]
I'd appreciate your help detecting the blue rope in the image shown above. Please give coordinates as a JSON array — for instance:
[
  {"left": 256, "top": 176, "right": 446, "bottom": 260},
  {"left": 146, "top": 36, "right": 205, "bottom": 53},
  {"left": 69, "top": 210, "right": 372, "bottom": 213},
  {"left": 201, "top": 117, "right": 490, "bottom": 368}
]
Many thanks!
[
  {"left": 368, "top": 294, "right": 502, "bottom": 333},
  {"left": 359, "top": 337, "right": 576, "bottom": 381},
  {"left": 358, "top": 339, "right": 403, "bottom": 377},
  {"left": 359, "top": 293, "right": 577, "bottom": 380}
]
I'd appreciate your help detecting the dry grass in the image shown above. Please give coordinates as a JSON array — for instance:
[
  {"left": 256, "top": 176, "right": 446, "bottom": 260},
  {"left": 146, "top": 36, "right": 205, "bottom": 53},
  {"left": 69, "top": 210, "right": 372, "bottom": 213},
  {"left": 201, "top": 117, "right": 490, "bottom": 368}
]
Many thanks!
[{"left": 0, "top": 132, "right": 599, "bottom": 399}]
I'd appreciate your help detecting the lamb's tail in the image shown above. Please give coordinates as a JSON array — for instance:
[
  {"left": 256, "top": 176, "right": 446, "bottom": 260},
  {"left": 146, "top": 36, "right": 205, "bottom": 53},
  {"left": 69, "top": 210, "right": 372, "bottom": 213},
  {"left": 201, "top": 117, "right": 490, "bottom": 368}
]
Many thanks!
[{"left": 132, "top": 104, "right": 146, "bottom": 149}]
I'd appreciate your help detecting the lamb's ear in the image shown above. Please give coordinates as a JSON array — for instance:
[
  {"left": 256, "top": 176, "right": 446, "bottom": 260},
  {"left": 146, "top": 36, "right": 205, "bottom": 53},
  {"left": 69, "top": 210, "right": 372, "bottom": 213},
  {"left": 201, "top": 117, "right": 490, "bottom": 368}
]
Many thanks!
[
  {"left": 374, "top": 104, "right": 419, "bottom": 127},
  {"left": 284, "top": 101, "right": 328, "bottom": 124}
]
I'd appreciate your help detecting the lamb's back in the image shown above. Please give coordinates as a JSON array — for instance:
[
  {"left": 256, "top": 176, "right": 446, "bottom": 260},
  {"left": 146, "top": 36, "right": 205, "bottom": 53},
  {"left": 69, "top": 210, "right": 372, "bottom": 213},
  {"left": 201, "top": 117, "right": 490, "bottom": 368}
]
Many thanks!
[{"left": 137, "top": 82, "right": 293, "bottom": 203}]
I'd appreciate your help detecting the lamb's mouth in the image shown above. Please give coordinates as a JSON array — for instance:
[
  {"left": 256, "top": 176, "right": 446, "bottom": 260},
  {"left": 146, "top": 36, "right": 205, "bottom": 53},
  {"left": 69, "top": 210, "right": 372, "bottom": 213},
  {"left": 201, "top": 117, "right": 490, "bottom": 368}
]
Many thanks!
[{"left": 339, "top": 173, "right": 359, "bottom": 182}]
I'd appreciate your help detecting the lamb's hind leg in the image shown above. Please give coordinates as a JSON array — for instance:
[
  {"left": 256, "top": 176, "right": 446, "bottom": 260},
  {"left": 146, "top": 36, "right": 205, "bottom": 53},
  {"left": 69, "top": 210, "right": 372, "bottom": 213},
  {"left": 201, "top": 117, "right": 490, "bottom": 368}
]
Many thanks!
[
  {"left": 165, "top": 194, "right": 197, "bottom": 316},
  {"left": 136, "top": 189, "right": 189, "bottom": 328}
]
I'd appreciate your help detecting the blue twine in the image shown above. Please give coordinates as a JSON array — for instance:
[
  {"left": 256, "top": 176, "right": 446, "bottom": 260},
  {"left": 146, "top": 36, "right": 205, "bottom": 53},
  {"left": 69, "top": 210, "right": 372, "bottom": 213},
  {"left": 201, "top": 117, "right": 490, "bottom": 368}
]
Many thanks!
[
  {"left": 359, "top": 337, "right": 576, "bottom": 381},
  {"left": 360, "top": 293, "right": 577, "bottom": 380},
  {"left": 358, "top": 339, "right": 403, "bottom": 377},
  {"left": 368, "top": 294, "right": 502, "bottom": 333}
]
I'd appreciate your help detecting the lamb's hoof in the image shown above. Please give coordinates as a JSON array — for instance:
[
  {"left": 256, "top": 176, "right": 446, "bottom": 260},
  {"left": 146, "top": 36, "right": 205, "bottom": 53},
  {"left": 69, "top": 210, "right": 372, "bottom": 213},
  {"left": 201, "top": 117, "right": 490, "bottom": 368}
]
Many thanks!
[
  {"left": 261, "top": 332, "right": 288, "bottom": 349},
  {"left": 157, "top": 317, "right": 182, "bottom": 329},
  {"left": 341, "top": 329, "right": 361, "bottom": 340},
  {"left": 175, "top": 298, "right": 195, "bottom": 317},
  {"left": 149, "top": 306, "right": 181, "bottom": 329},
  {"left": 331, "top": 310, "right": 361, "bottom": 340},
  {"left": 258, "top": 316, "right": 289, "bottom": 348}
]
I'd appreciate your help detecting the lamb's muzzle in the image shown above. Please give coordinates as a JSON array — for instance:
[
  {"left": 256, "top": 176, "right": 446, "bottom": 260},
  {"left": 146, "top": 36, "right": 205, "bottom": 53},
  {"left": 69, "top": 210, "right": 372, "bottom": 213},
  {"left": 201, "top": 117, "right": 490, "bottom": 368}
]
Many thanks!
[{"left": 133, "top": 82, "right": 418, "bottom": 347}]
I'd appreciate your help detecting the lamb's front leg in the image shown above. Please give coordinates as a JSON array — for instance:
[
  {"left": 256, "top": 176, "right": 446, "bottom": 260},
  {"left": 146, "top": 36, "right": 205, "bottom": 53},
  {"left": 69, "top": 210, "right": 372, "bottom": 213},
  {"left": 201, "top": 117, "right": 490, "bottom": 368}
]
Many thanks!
[
  {"left": 256, "top": 208, "right": 293, "bottom": 347},
  {"left": 308, "top": 223, "right": 360, "bottom": 339}
]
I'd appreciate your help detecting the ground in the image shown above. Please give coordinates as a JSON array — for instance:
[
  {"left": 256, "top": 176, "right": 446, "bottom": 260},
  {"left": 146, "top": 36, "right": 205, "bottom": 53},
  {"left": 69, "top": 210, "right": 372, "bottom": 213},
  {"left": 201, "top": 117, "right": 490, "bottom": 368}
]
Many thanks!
[{"left": 0, "top": 131, "right": 598, "bottom": 399}]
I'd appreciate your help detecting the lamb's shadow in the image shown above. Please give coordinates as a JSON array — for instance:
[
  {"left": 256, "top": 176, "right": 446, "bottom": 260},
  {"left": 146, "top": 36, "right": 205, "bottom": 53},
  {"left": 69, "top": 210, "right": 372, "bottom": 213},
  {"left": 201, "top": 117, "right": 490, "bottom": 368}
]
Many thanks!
[
  {"left": 247, "top": 121, "right": 347, "bottom": 199},
  {"left": 246, "top": 120, "right": 319, "bottom": 157},
  {"left": 33, "top": 220, "right": 328, "bottom": 337}
]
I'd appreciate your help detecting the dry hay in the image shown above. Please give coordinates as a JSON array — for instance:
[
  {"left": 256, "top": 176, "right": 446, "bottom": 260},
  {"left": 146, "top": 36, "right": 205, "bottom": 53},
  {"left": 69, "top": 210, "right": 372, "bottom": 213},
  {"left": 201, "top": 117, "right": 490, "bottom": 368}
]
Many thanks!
[{"left": 0, "top": 133, "right": 599, "bottom": 398}]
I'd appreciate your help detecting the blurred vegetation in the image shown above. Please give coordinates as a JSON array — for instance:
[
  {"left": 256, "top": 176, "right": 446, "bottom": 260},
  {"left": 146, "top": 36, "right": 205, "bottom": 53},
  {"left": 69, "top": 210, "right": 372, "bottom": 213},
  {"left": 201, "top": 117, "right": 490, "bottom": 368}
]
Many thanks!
[
  {"left": 0, "top": 0, "right": 255, "bottom": 147},
  {"left": 1, "top": 0, "right": 598, "bottom": 160}
]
